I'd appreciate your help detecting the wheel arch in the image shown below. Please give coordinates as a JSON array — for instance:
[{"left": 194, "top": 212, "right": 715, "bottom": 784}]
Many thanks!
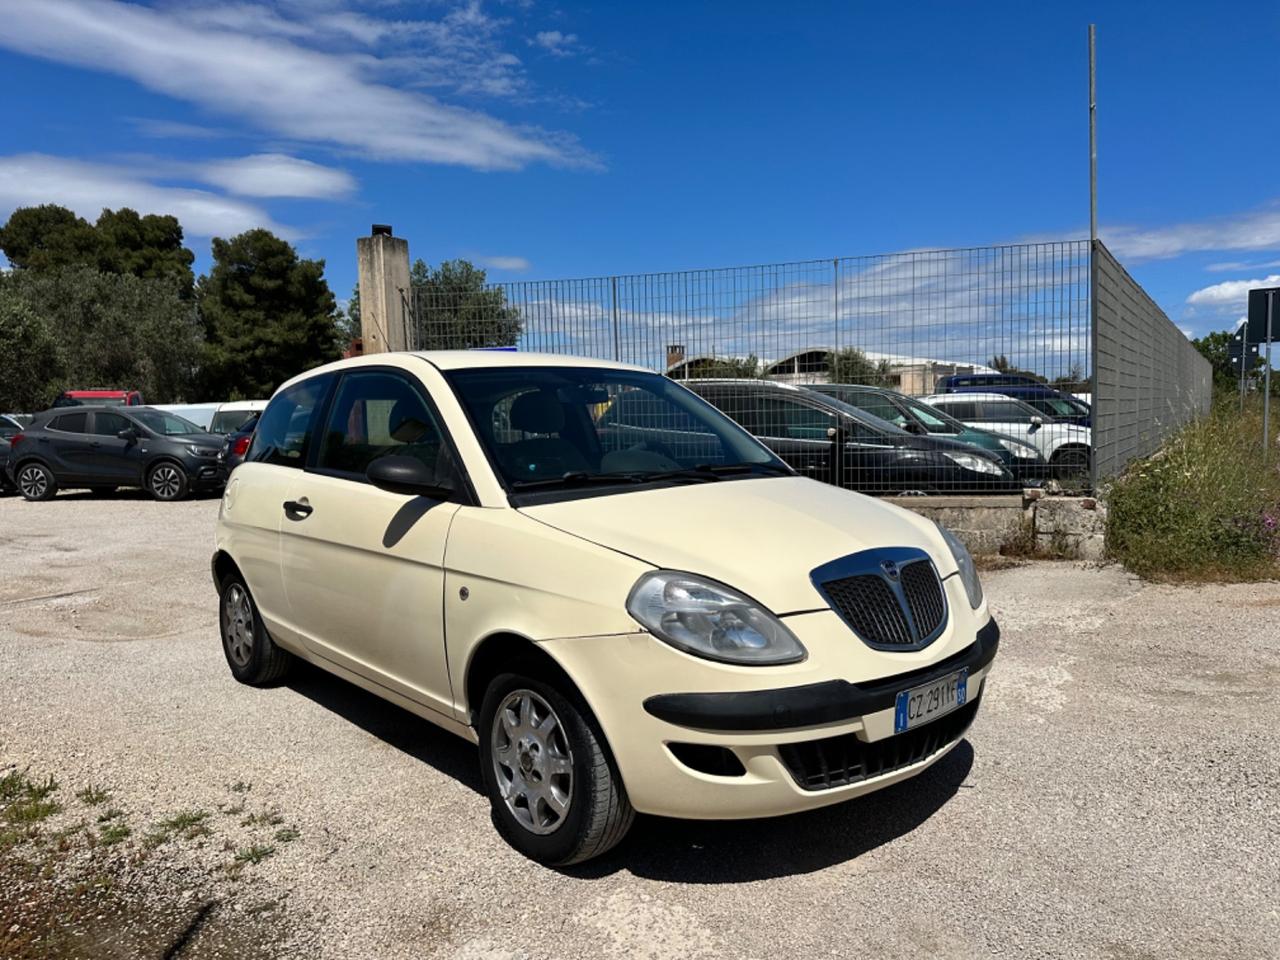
[
  {"left": 462, "top": 631, "right": 582, "bottom": 729},
  {"left": 1049, "top": 441, "right": 1090, "bottom": 462},
  {"left": 210, "top": 549, "right": 243, "bottom": 596}
]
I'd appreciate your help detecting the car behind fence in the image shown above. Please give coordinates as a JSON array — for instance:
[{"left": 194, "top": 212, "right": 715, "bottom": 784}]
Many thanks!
[{"left": 408, "top": 239, "right": 1210, "bottom": 494}]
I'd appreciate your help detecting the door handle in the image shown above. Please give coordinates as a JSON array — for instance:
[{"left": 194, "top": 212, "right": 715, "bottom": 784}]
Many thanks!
[{"left": 283, "top": 498, "right": 313, "bottom": 519}]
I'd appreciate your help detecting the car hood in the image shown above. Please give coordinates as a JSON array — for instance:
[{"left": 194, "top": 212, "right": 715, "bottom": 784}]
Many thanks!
[{"left": 518, "top": 476, "right": 955, "bottom": 613}]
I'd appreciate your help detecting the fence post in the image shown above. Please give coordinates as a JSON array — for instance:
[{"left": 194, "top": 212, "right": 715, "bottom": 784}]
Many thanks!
[
  {"left": 1089, "top": 239, "right": 1099, "bottom": 493},
  {"left": 610, "top": 276, "right": 620, "bottom": 362},
  {"left": 832, "top": 258, "right": 839, "bottom": 355},
  {"left": 356, "top": 225, "right": 411, "bottom": 354}
]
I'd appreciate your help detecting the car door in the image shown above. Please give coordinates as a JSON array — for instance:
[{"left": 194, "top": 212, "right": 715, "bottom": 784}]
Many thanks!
[
  {"left": 42, "top": 412, "right": 97, "bottom": 479},
  {"left": 225, "top": 375, "right": 335, "bottom": 643},
  {"left": 280, "top": 368, "right": 463, "bottom": 720},
  {"left": 730, "top": 394, "right": 837, "bottom": 481},
  {"left": 972, "top": 399, "right": 1048, "bottom": 455},
  {"left": 87, "top": 410, "right": 146, "bottom": 482}
]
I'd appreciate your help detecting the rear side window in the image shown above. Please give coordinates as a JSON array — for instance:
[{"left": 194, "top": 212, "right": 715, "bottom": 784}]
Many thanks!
[
  {"left": 91, "top": 412, "right": 132, "bottom": 436},
  {"left": 978, "top": 401, "right": 1027, "bottom": 421},
  {"left": 248, "top": 375, "right": 333, "bottom": 468},
  {"left": 49, "top": 413, "right": 88, "bottom": 433},
  {"left": 317, "top": 371, "right": 454, "bottom": 481},
  {"left": 941, "top": 401, "right": 978, "bottom": 420}
]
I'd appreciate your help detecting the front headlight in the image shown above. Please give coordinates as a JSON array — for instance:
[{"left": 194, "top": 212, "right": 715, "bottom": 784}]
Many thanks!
[
  {"left": 998, "top": 437, "right": 1039, "bottom": 460},
  {"left": 942, "top": 451, "right": 1004, "bottom": 476},
  {"left": 937, "top": 523, "right": 983, "bottom": 609},
  {"left": 187, "top": 445, "right": 219, "bottom": 459},
  {"left": 626, "top": 571, "right": 806, "bottom": 665}
]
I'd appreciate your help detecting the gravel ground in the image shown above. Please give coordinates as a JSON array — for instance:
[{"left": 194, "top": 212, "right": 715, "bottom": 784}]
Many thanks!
[{"left": 1, "top": 490, "right": 1278, "bottom": 959}]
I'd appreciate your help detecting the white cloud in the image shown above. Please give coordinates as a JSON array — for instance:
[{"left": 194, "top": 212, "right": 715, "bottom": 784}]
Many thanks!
[
  {"left": 0, "top": 153, "right": 292, "bottom": 239},
  {"left": 478, "top": 255, "right": 531, "bottom": 271},
  {"left": 529, "top": 30, "right": 579, "bottom": 56},
  {"left": 1205, "top": 258, "right": 1280, "bottom": 273},
  {"left": 1186, "top": 275, "right": 1280, "bottom": 308},
  {"left": 0, "top": 0, "right": 596, "bottom": 171},
  {"left": 198, "top": 154, "right": 356, "bottom": 199},
  {"left": 126, "top": 117, "right": 229, "bottom": 140},
  {"left": 1104, "top": 204, "right": 1280, "bottom": 261}
]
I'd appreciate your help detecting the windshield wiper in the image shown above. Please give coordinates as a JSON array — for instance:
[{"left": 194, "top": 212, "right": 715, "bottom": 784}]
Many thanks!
[
  {"left": 510, "top": 471, "right": 650, "bottom": 491},
  {"left": 644, "top": 462, "right": 793, "bottom": 481}
]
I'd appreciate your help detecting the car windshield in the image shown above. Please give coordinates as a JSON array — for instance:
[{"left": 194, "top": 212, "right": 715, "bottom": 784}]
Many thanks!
[
  {"left": 210, "top": 410, "right": 258, "bottom": 434},
  {"left": 131, "top": 410, "right": 204, "bottom": 436},
  {"left": 1036, "top": 396, "right": 1082, "bottom": 417},
  {"left": 803, "top": 393, "right": 910, "bottom": 436},
  {"left": 901, "top": 397, "right": 963, "bottom": 433},
  {"left": 445, "top": 366, "right": 787, "bottom": 494}
]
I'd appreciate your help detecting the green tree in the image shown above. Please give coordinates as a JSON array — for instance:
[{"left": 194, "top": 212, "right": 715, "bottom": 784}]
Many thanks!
[
  {"left": 1192, "top": 329, "right": 1240, "bottom": 390},
  {"left": 678, "top": 354, "right": 763, "bottom": 378},
  {"left": 3, "top": 266, "right": 201, "bottom": 404},
  {"left": 0, "top": 204, "right": 100, "bottom": 272},
  {"left": 95, "top": 208, "right": 196, "bottom": 295},
  {"left": 197, "top": 229, "right": 342, "bottom": 398},
  {"left": 829, "top": 348, "right": 892, "bottom": 386},
  {"left": 338, "top": 283, "right": 361, "bottom": 343},
  {"left": 0, "top": 290, "right": 66, "bottom": 410},
  {"left": 410, "top": 258, "right": 521, "bottom": 350}
]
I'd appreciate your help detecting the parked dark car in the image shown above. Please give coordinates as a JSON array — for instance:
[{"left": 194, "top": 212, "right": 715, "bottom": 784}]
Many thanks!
[
  {"left": 5, "top": 406, "right": 226, "bottom": 502},
  {"left": 668, "top": 380, "right": 1020, "bottom": 495},
  {"left": 936, "top": 375, "right": 1090, "bottom": 426},
  {"left": 810, "top": 383, "right": 1049, "bottom": 484},
  {"left": 0, "top": 414, "right": 22, "bottom": 493},
  {"left": 218, "top": 412, "right": 259, "bottom": 474}
]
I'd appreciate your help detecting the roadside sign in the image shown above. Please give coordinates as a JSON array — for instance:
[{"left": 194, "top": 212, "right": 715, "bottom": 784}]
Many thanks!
[
  {"left": 1246, "top": 288, "right": 1280, "bottom": 342},
  {"left": 1230, "top": 327, "right": 1261, "bottom": 372}
]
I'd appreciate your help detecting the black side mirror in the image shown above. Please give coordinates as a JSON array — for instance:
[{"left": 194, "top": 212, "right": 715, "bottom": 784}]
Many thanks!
[
  {"left": 367, "top": 455, "right": 456, "bottom": 500},
  {"left": 117, "top": 428, "right": 139, "bottom": 441},
  {"left": 903, "top": 421, "right": 925, "bottom": 435}
]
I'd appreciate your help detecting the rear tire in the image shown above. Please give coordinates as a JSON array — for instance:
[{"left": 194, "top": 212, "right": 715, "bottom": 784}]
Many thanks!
[
  {"left": 147, "top": 462, "right": 189, "bottom": 501},
  {"left": 1051, "top": 446, "right": 1090, "bottom": 488},
  {"left": 218, "top": 572, "right": 292, "bottom": 685},
  {"left": 479, "top": 672, "right": 634, "bottom": 866},
  {"left": 16, "top": 462, "right": 57, "bottom": 502}
]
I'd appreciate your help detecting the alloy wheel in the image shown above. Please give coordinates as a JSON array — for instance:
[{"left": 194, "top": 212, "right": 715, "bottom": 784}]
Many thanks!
[
  {"left": 490, "top": 689, "right": 574, "bottom": 835},
  {"left": 151, "top": 465, "right": 182, "bottom": 499},
  {"left": 222, "top": 584, "right": 254, "bottom": 667},
  {"left": 18, "top": 466, "right": 48, "bottom": 500}
]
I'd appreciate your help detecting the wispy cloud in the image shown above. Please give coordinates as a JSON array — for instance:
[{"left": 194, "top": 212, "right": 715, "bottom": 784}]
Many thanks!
[
  {"left": 0, "top": 153, "right": 292, "bottom": 239},
  {"left": 126, "top": 117, "right": 230, "bottom": 141},
  {"left": 198, "top": 154, "right": 356, "bottom": 199},
  {"left": 1205, "top": 258, "right": 1280, "bottom": 273},
  {"left": 0, "top": 0, "right": 598, "bottom": 171},
  {"left": 1186, "top": 274, "right": 1280, "bottom": 308},
  {"left": 478, "top": 254, "right": 532, "bottom": 272},
  {"left": 1104, "top": 202, "right": 1280, "bottom": 261},
  {"left": 529, "top": 30, "right": 579, "bottom": 57}
]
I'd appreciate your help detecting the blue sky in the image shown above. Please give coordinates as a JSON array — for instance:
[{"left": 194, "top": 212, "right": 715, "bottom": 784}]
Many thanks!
[{"left": 0, "top": 0, "right": 1276, "bottom": 338}]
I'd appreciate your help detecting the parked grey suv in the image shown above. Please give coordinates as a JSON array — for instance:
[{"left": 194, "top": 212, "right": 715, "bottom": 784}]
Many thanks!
[{"left": 5, "top": 406, "right": 226, "bottom": 501}]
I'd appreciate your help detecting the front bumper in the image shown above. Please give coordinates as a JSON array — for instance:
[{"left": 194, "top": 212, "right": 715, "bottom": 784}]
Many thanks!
[
  {"left": 189, "top": 461, "right": 227, "bottom": 490},
  {"left": 541, "top": 577, "right": 997, "bottom": 820}
]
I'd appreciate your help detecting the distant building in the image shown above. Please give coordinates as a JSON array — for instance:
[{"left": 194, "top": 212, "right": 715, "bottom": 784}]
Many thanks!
[{"left": 666, "top": 347, "right": 996, "bottom": 395}]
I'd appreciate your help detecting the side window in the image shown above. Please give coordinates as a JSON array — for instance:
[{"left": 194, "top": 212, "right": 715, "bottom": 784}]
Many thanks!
[
  {"left": 743, "top": 397, "right": 832, "bottom": 440},
  {"left": 50, "top": 412, "right": 89, "bottom": 434},
  {"left": 318, "top": 371, "right": 453, "bottom": 482},
  {"left": 91, "top": 412, "right": 132, "bottom": 436},
  {"left": 979, "top": 402, "right": 1023, "bottom": 422},
  {"left": 847, "top": 394, "right": 907, "bottom": 427},
  {"left": 247, "top": 375, "right": 333, "bottom": 468},
  {"left": 944, "top": 401, "right": 979, "bottom": 421}
]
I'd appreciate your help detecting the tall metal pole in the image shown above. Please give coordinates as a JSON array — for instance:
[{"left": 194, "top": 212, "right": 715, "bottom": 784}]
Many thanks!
[
  {"left": 1087, "top": 24, "right": 1099, "bottom": 492},
  {"left": 1265, "top": 290, "right": 1274, "bottom": 461},
  {"left": 1089, "top": 25, "right": 1098, "bottom": 245}
]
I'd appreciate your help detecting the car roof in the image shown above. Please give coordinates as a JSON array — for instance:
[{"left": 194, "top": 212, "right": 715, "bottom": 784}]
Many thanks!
[
  {"left": 216, "top": 400, "right": 269, "bottom": 412},
  {"left": 920, "top": 392, "right": 1023, "bottom": 402},
  {"left": 414, "top": 350, "right": 647, "bottom": 373},
  {"left": 681, "top": 378, "right": 805, "bottom": 391}
]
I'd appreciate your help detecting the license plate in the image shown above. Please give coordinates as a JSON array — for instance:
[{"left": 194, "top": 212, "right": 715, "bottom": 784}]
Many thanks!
[{"left": 894, "top": 669, "right": 967, "bottom": 734}]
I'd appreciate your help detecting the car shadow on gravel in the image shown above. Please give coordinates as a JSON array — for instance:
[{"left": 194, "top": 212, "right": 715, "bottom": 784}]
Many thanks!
[
  {"left": 284, "top": 662, "right": 484, "bottom": 793},
  {"left": 573, "top": 742, "right": 975, "bottom": 883}
]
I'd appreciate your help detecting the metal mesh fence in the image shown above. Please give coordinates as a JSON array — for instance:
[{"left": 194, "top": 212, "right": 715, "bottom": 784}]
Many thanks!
[
  {"left": 1092, "top": 240, "right": 1212, "bottom": 484},
  {"left": 406, "top": 239, "right": 1191, "bottom": 497}
]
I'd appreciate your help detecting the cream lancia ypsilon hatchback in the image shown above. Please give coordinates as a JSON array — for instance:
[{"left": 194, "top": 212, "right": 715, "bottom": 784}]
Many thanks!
[{"left": 213, "top": 352, "right": 998, "bottom": 865}]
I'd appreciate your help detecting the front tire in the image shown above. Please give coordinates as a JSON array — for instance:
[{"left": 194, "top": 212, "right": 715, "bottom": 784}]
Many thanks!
[
  {"left": 17, "top": 462, "right": 57, "bottom": 501},
  {"left": 479, "top": 673, "right": 634, "bottom": 866},
  {"left": 1051, "top": 446, "right": 1091, "bottom": 487},
  {"left": 147, "top": 462, "right": 189, "bottom": 501},
  {"left": 218, "top": 573, "right": 292, "bottom": 685}
]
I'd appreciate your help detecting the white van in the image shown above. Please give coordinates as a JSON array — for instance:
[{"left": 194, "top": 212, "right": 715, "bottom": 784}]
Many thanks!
[{"left": 209, "top": 400, "right": 269, "bottom": 435}]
